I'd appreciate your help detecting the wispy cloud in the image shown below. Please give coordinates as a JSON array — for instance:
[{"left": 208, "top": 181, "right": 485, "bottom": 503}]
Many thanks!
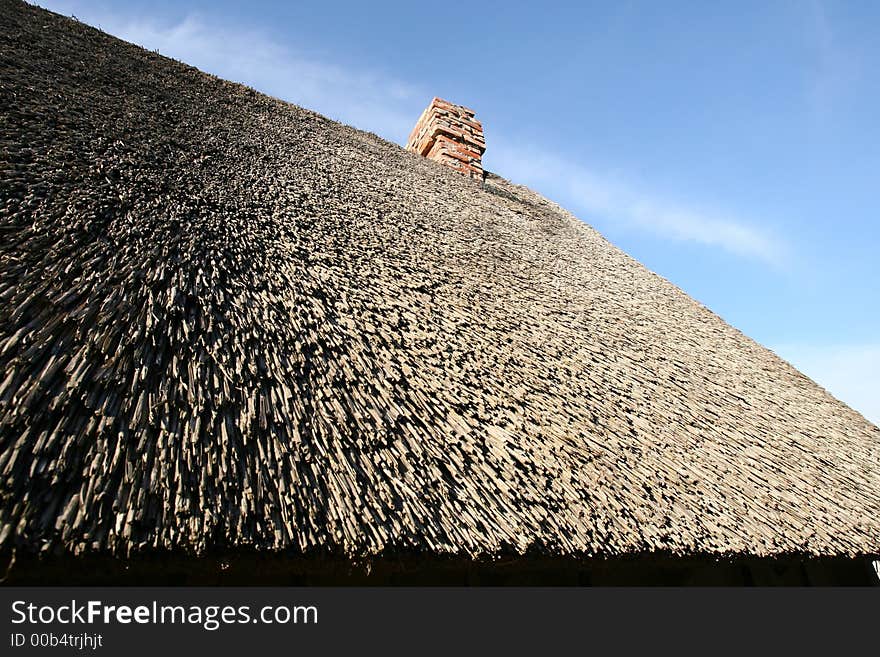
[
  {"left": 772, "top": 342, "right": 880, "bottom": 426},
  {"left": 489, "top": 142, "right": 787, "bottom": 264},
  {"left": 39, "top": 2, "right": 422, "bottom": 143}
]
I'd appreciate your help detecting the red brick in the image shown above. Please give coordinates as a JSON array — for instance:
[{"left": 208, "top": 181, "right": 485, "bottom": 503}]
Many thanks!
[{"left": 406, "top": 98, "right": 486, "bottom": 180}]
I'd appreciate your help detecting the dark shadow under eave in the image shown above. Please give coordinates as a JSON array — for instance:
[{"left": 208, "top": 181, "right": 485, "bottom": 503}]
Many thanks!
[{"left": 3, "top": 551, "right": 878, "bottom": 586}]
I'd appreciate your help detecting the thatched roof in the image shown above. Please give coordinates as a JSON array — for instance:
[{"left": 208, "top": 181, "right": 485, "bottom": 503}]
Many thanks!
[{"left": 1, "top": 0, "right": 879, "bottom": 567}]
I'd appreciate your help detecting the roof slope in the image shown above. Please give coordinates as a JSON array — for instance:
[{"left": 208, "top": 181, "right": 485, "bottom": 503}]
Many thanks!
[{"left": 1, "top": 0, "right": 879, "bottom": 561}]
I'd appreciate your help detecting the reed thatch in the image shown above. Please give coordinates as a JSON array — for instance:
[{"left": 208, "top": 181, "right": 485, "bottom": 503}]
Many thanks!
[{"left": 1, "top": 0, "right": 879, "bottom": 567}]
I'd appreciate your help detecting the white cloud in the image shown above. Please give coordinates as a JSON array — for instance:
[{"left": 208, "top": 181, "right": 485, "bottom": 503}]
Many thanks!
[
  {"left": 489, "top": 142, "right": 787, "bottom": 264},
  {"left": 772, "top": 342, "right": 880, "bottom": 426},
  {"left": 37, "top": 1, "right": 422, "bottom": 144}
]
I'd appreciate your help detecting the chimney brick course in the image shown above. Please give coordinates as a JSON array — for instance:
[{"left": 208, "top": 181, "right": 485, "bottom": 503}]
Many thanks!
[{"left": 406, "top": 97, "right": 485, "bottom": 180}]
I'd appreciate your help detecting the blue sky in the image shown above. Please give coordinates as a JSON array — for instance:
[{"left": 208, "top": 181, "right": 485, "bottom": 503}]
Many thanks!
[{"left": 35, "top": 1, "right": 879, "bottom": 423}]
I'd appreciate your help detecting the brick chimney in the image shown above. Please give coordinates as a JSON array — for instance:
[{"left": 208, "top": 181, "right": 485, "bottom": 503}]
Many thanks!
[{"left": 406, "top": 98, "right": 485, "bottom": 180}]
